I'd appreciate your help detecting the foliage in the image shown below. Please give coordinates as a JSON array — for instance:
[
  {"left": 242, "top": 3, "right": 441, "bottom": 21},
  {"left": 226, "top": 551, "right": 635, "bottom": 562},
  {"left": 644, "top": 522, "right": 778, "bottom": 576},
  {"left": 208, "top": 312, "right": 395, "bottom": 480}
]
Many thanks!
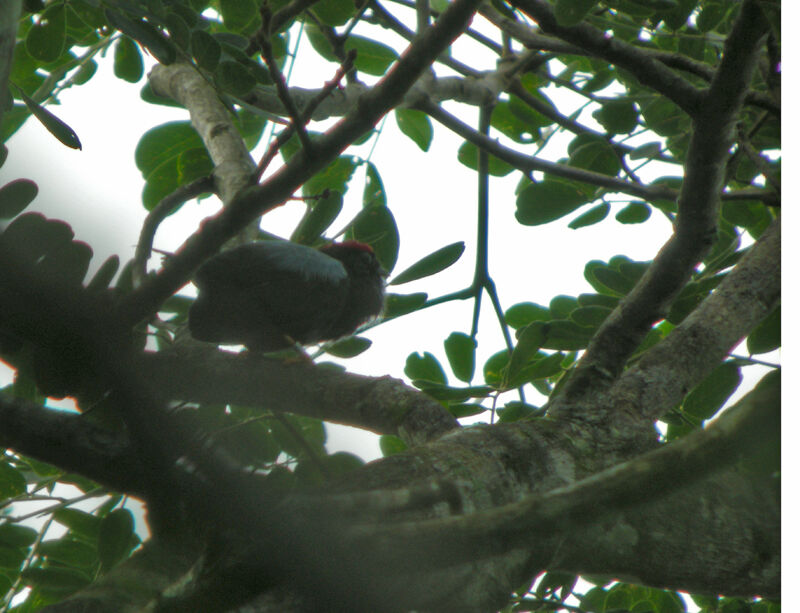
[{"left": 0, "top": 0, "right": 779, "bottom": 610}]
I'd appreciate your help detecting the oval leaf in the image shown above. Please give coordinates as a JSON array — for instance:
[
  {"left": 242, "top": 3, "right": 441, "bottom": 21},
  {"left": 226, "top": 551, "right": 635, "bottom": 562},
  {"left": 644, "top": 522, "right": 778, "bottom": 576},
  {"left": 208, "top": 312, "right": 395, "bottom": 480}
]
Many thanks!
[
  {"left": 444, "top": 332, "right": 476, "bottom": 382},
  {"left": 291, "top": 191, "right": 344, "bottom": 245},
  {"left": 390, "top": 242, "right": 465, "bottom": 286},
  {"left": 347, "top": 204, "right": 399, "bottom": 273},
  {"left": 616, "top": 201, "right": 652, "bottom": 224},
  {"left": 325, "top": 336, "right": 372, "bottom": 358},
  {"left": 345, "top": 35, "right": 398, "bottom": 76},
  {"left": 382, "top": 292, "right": 428, "bottom": 319},
  {"left": 98, "top": 509, "right": 135, "bottom": 570},
  {"left": 569, "top": 202, "right": 609, "bottom": 229},
  {"left": 395, "top": 108, "right": 433, "bottom": 151},
  {"left": 747, "top": 307, "right": 780, "bottom": 354},
  {"left": 457, "top": 141, "right": 515, "bottom": 176},
  {"left": 114, "top": 36, "right": 144, "bottom": 83},
  {"left": 682, "top": 362, "right": 742, "bottom": 420},
  {"left": 0, "top": 179, "right": 38, "bottom": 218},
  {"left": 17, "top": 89, "right": 81, "bottom": 150},
  {"left": 516, "top": 180, "right": 588, "bottom": 226},
  {"left": 405, "top": 352, "right": 447, "bottom": 385}
]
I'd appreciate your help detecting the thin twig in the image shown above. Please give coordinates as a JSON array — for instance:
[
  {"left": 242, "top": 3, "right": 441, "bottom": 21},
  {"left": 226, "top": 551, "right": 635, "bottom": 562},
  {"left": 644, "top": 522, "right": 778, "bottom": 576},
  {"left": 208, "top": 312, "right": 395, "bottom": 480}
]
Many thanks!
[{"left": 133, "top": 175, "right": 216, "bottom": 289}]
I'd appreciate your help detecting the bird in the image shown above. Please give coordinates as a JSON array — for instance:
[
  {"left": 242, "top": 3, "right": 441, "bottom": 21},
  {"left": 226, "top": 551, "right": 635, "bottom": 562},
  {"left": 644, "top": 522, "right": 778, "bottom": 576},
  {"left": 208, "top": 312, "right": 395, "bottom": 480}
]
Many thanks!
[{"left": 188, "top": 240, "right": 386, "bottom": 351}]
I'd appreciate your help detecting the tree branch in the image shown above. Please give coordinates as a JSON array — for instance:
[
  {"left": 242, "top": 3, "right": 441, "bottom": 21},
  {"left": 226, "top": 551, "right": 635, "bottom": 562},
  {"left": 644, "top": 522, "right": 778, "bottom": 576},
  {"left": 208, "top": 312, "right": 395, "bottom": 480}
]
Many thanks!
[
  {"left": 509, "top": 0, "right": 704, "bottom": 115},
  {"left": 609, "top": 219, "right": 780, "bottom": 424},
  {"left": 0, "top": 393, "right": 150, "bottom": 497},
  {"left": 147, "top": 63, "right": 256, "bottom": 207},
  {"left": 420, "top": 99, "right": 676, "bottom": 201},
  {"left": 551, "top": 2, "right": 770, "bottom": 411},
  {"left": 131, "top": 351, "right": 459, "bottom": 445},
  {"left": 342, "top": 373, "right": 777, "bottom": 584},
  {"left": 115, "top": 0, "right": 485, "bottom": 329}
]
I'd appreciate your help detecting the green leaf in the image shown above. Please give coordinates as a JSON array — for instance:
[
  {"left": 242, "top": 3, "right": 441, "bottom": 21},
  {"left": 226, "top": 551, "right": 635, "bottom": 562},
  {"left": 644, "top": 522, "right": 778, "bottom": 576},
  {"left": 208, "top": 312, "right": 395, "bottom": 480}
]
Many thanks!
[
  {"left": 0, "top": 461, "right": 26, "bottom": 498},
  {"left": 550, "top": 295, "right": 578, "bottom": 319},
  {"left": 497, "top": 401, "right": 540, "bottom": 422},
  {"left": 216, "top": 60, "right": 256, "bottom": 96},
  {"left": 114, "top": 36, "right": 144, "bottom": 83},
  {"left": 747, "top": 307, "right": 780, "bottom": 354},
  {"left": 312, "top": 0, "right": 358, "bottom": 25},
  {"left": 0, "top": 179, "right": 38, "bottom": 218},
  {"left": 586, "top": 264, "right": 632, "bottom": 296},
  {"left": 506, "top": 323, "right": 547, "bottom": 386},
  {"left": 363, "top": 162, "right": 386, "bottom": 208},
  {"left": 345, "top": 36, "right": 398, "bottom": 76},
  {"left": 505, "top": 302, "right": 550, "bottom": 329},
  {"left": 53, "top": 508, "right": 101, "bottom": 540},
  {"left": 382, "top": 292, "right": 427, "bottom": 319},
  {"left": 483, "top": 350, "right": 510, "bottom": 386},
  {"left": 39, "top": 539, "right": 98, "bottom": 568},
  {"left": 395, "top": 109, "right": 433, "bottom": 151},
  {"left": 177, "top": 147, "right": 214, "bottom": 185},
  {"left": 347, "top": 204, "right": 399, "bottom": 273},
  {"left": 25, "top": 5, "right": 66, "bottom": 62},
  {"left": 578, "top": 293, "right": 619, "bottom": 309},
  {"left": 593, "top": 98, "right": 638, "bottom": 134},
  {"left": 416, "top": 383, "right": 492, "bottom": 402},
  {"left": 444, "top": 332, "right": 476, "bottom": 382},
  {"left": 571, "top": 305, "right": 613, "bottom": 328},
  {"left": 523, "top": 352, "right": 567, "bottom": 381},
  {"left": 629, "top": 142, "right": 663, "bottom": 160},
  {"left": 17, "top": 88, "right": 82, "bottom": 150},
  {"left": 305, "top": 24, "right": 339, "bottom": 63},
  {"left": 405, "top": 352, "right": 447, "bottom": 385},
  {"left": 305, "top": 155, "right": 357, "bottom": 197},
  {"left": 105, "top": 9, "right": 175, "bottom": 65},
  {"left": 0, "top": 544, "right": 27, "bottom": 570},
  {"left": 98, "top": 508, "right": 135, "bottom": 570},
  {"left": 379, "top": 434, "right": 407, "bottom": 456},
  {"left": 136, "top": 121, "right": 205, "bottom": 177},
  {"left": 390, "top": 242, "right": 465, "bottom": 286},
  {"left": 491, "top": 98, "right": 541, "bottom": 143},
  {"left": 447, "top": 403, "right": 487, "bottom": 418},
  {"left": 554, "top": 0, "right": 599, "bottom": 25},
  {"left": 540, "top": 320, "right": 595, "bottom": 351},
  {"left": 219, "top": 0, "right": 258, "bottom": 33},
  {"left": 291, "top": 192, "right": 344, "bottom": 246},
  {"left": 22, "top": 567, "right": 91, "bottom": 595},
  {"left": 325, "top": 336, "right": 372, "bottom": 358},
  {"left": 0, "top": 524, "right": 37, "bottom": 548},
  {"left": 191, "top": 29, "right": 221, "bottom": 71},
  {"left": 640, "top": 96, "right": 687, "bottom": 137},
  {"left": 457, "top": 142, "right": 515, "bottom": 176},
  {"left": 683, "top": 362, "right": 741, "bottom": 420},
  {"left": 616, "top": 201, "right": 651, "bottom": 224},
  {"left": 569, "top": 137, "right": 621, "bottom": 176},
  {"left": 516, "top": 179, "right": 590, "bottom": 226},
  {"left": 569, "top": 202, "right": 609, "bottom": 229}
]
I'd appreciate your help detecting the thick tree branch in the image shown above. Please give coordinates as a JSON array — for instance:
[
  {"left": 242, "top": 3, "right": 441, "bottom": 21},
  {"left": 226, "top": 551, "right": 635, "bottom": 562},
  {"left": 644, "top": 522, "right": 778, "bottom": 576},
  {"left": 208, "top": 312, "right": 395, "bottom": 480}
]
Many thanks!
[
  {"left": 148, "top": 63, "right": 256, "bottom": 207},
  {"left": 609, "top": 219, "right": 780, "bottom": 424},
  {"left": 480, "top": 4, "right": 779, "bottom": 117},
  {"left": 0, "top": 393, "right": 149, "bottom": 496},
  {"left": 115, "top": 0, "right": 484, "bottom": 330},
  {"left": 340, "top": 373, "right": 777, "bottom": 581},
  {"left": 510, "top": 0, "right": 704, "bottom": 115},
  {"left": 131, "top": 351, "right": 459, "bottom": 445},
  {"left": 552, "top": 3, "right": 770, "bottom": 411}
]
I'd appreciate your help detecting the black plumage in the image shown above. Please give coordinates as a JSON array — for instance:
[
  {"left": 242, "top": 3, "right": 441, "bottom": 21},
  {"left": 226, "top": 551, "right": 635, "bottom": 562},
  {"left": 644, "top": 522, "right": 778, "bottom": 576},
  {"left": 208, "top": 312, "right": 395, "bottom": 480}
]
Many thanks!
[{"left": 188, "top": 240, "right": 385, "bottom": 351}]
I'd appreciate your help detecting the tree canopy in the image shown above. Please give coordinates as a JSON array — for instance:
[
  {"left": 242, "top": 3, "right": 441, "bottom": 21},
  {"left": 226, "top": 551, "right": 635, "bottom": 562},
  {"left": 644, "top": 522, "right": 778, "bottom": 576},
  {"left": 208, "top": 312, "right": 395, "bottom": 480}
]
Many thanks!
[{"left": 0, "top": 0, "right": 780, "bottom": 612}]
